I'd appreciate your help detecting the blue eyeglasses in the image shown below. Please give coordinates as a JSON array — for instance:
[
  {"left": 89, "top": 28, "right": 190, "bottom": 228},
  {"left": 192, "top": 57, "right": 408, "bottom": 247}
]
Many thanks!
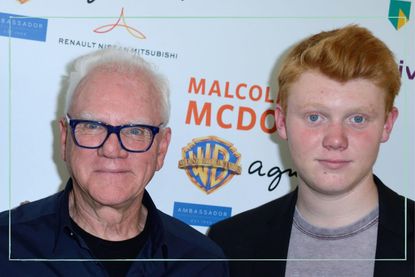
[{"left": 66, "top": 115, "right": 162, "bottom": 153}]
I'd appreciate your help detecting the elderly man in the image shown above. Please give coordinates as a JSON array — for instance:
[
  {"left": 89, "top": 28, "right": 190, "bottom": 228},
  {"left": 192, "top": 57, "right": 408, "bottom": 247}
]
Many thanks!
[
  {"left": 209, "top": 25, "right": 414, "bottom": 277},
  {"left": 0, "top": 48, "right": 228, "bottom": 276}
]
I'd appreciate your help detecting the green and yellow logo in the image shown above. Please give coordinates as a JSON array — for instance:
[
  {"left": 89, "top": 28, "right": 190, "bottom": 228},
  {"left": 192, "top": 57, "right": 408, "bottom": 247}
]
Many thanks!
[{"left": 388, "top": 0, "right": 411, "bottom": 30}]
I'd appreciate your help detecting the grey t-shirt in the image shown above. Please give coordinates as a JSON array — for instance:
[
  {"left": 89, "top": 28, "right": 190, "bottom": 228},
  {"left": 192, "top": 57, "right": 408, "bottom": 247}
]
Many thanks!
[{"left": 285, "top": 206, "right": 379, "bottom": 277}]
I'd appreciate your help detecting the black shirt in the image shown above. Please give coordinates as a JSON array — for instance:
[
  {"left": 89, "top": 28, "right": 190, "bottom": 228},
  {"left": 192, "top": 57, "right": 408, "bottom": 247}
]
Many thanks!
[{"left": 71, "top": 217, "right": 149, "bottom": 277}]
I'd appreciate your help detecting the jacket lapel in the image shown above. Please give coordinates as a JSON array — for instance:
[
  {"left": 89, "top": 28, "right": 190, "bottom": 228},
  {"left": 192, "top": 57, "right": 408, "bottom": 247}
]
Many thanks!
[{"left": 250, "top": 189, "right": 298, "bottom": 276}]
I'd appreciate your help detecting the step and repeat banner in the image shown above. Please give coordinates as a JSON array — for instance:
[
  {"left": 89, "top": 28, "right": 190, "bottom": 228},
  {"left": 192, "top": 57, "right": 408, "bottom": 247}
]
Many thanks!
[{"left": 1, "top": 0, "right": 414, "bottom": 233}]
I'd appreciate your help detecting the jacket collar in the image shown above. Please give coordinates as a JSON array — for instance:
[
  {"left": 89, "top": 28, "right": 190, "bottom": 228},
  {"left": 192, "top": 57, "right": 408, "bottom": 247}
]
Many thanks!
[
  {"left": 374, "top": 175, "right": 412, "bottom": 259},
  {"left": 53, "top": 179, "right": 168, "bottom": 261}
]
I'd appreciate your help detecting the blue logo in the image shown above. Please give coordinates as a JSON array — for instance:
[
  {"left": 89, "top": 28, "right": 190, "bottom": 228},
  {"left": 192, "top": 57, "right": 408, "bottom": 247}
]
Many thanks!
[
  {"left": 173, "top": 202, "right": 232, "bottom": 227},
  {"left": 0, "top": 12, "right": 48, "bottom": 42}
]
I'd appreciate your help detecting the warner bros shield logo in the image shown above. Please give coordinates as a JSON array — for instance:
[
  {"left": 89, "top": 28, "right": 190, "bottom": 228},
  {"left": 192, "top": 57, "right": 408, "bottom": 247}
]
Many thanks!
[{"left": 178, "top": 136, "right": 241, "bottom": 194}]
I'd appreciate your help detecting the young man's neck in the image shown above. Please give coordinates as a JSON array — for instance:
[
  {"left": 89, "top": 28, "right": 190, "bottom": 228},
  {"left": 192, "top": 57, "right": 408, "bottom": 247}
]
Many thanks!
[{"left": 296, "top": 175, "right": 379, "bottom": 229}]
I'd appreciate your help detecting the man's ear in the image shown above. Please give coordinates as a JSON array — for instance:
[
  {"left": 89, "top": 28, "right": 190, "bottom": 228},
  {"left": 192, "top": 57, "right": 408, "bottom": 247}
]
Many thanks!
[
  {"left": 275, "top": 104, "right": 288, "bottom": 140},
  {"left": 59, "top": 117, "right": 68, "bottom": 161},
  {"left": 156, "top": 127, "right": 172, "bottom": 171},
  {"left": 381, "top": 107, "right": 398, "bottom": 143}
]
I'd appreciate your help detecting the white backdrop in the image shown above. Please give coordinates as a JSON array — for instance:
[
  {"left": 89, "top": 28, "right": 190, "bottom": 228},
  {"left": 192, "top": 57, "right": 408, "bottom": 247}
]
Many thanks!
[{"left": 1, "top": 0, "right": 414, "bottom": 233}]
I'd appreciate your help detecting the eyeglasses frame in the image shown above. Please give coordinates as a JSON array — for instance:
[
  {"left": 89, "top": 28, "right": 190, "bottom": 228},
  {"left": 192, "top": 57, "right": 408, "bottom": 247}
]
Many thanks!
[{"left": 66, "top": 114, "right": 161, "bottom": 153}]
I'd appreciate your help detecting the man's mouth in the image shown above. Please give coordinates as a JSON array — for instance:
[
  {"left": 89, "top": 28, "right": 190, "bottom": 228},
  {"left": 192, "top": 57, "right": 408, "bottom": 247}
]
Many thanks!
[{"left": 317, "top": 159, "right": 352, "bottom": 170}]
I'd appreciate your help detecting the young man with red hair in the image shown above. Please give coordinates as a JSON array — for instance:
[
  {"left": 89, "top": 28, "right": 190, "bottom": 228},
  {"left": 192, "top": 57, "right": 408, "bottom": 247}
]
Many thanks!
[{"left": 209, "top": 25, "right": 414, "bottom": 277}]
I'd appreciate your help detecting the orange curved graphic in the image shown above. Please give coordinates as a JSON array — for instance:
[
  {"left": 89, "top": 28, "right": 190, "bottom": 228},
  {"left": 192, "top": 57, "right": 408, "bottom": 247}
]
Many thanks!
[{"left": 93, "top": 8, "right": 146, "bottom": 39}]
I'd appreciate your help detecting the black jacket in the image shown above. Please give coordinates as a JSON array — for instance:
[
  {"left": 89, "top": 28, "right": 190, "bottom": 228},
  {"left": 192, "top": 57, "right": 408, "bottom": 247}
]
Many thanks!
[
  {"left": 0, "top": 180, "right": 229, "bottom": 276},
  {"left": 209, "top": 175, "right": 414, "bottom": 277}
]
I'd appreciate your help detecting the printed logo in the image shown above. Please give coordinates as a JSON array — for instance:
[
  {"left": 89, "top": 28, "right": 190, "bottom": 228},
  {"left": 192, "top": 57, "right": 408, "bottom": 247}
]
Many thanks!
[
  {"left": 173, "top": 202, "right": 232, "bottom": 227},
  {"left": 93, "top": 7, "right": 146, "bottom": 39},
  {"left": 388, "top": 0, "right": 411, "bottom": 30},
  {"left": 178, "top": 136, "right": 241, "bottom": 194},
  {"left": 0, "top": 12, "right": 48, "bottom": 42}
]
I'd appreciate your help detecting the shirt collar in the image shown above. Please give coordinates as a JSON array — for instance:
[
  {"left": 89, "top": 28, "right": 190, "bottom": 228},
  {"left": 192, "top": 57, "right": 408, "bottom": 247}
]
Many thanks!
[
  {"left": 52, "top": 179, "right": 168, "bottom": 259},
  {"left": 138, "top": 189, "right": 168, "bottom": 258},
  {"left": 53, "top": 179, "right": 75, "bottom": 254}
]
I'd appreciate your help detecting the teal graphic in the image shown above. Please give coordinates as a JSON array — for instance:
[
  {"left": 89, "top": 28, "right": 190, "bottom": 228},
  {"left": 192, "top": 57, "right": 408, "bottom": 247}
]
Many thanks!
[{"left": 388, "top": 0, "right": 411, "bottom": 30}]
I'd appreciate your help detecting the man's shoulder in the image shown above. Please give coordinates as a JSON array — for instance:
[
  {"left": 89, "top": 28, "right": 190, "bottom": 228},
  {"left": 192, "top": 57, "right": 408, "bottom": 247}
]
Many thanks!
[
  {"left": 377, "top": 178, "right": 415, "bottom": 216},
  {"left": 207, "top": 190, "right": 296, "bottom": 260},
  {"left": 401, "top": 193, "right": 415, "bottom": 217},
  {"left": 157, "top": 210, "right": 226, "bottom": 259},
  {"left": 380, "top": 183, "right": 415, "bottom": 232},
  {"left": 0, "top": 191, "right": 62, "bottom": 228}
]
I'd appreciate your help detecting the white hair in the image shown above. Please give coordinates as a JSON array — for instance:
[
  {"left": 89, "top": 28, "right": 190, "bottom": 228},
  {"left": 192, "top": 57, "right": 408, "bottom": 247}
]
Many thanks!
[{"left": 64, "top": 47, "right": 170, "bottom": 124}]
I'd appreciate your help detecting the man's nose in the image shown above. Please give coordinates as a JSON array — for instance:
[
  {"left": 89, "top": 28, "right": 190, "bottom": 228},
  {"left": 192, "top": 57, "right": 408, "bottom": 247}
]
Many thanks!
[
  {"left": 322, "top": 123, "right": 348, "bottom": 151},
  {"left": 98, "top": 133, "right": 128, "bottom": 158}
]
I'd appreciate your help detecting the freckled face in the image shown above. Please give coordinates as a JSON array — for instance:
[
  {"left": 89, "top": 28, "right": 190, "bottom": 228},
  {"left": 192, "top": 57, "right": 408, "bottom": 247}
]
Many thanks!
[
  {"left": 60, "top": 69, "right": 171, "bottom": 208},
  {"left": 275, "top": 71, "right": 397, "bottom": 196}
]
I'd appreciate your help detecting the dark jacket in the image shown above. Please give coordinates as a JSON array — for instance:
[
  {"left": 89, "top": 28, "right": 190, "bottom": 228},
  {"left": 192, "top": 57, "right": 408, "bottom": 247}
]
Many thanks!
[
  {"left": 209, "top": 175, "right": 414, "bottom": 277},
  {"left": 0, "top": 179, "right": 229, "bottom": 277}
]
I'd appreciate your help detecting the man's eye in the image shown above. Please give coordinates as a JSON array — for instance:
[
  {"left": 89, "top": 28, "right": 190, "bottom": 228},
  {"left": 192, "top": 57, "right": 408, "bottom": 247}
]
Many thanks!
[
  {"left": 76, "top": 122, "right": 104, "bottom": 134},
  {"left": 350, "top": 115, "right": 366, "bottom": 124},
  {"left": 307, "top": 114, "right": 320, "bottom": 122},
  {"left": 127, "top": 127, "right": 144, "bottom": 136},
  {"left": 85, "top": 122, "right": 101, "bottom": 129}
]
